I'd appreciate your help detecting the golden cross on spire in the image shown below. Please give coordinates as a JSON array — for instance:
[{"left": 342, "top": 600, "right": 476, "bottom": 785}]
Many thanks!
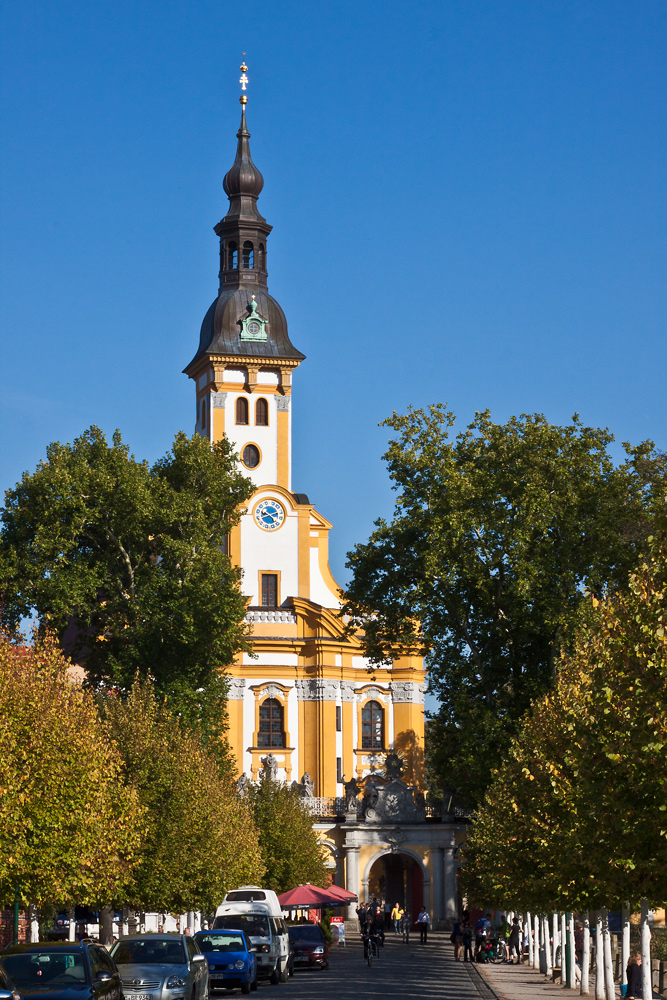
[{"left": 239, "top": 55, "right": 248, "bottom": 105}]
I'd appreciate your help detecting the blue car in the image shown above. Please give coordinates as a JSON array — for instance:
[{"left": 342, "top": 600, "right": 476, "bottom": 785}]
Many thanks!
[{"left": 193, "top": 931, "right": 257, "bottom": 995}]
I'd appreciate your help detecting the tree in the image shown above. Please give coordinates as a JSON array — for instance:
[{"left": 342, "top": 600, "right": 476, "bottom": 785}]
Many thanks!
[
  {"left": 343, "top": 406, "right": 666, "bottom": 804},
  {"left": 247, "top": 776, "right": 329, "bottom": 894},
  {"left": 0, "top": 633, "right": 143, "bottom": 910},
  {"left": 101, "top": 680, "right": 264, "bottom": 913},
  {"left": 0, "top": 427, "right": 254, "bottom": 735},
  {"left": 463, "top": 525, "right": 667, "bottom": 914}
]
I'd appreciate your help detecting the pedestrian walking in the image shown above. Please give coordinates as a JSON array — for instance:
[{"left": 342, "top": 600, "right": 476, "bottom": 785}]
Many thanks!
[
  {"left": 451, "top": 918, "right": 463, "bottom": 961},
  {"left": 391, "top": 902, "right": 403, "bottom": 933},
  {"left": 462, "top": 918, "right": 473, "bottom": 962},
  {"left": 384, "top": 900, "right": 391, "bottom": 929},
  {"left": 417, "top": 906, "right": 430, "bottom": 944},
  {"left": 508, "top": 917, "right": 521, "bottom": 964}
]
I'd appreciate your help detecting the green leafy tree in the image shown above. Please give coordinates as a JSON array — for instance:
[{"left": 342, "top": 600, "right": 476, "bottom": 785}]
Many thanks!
[
  {"left": 464, "top": 525, "right": 667, "bottom": 914},
  {"left": 248, "top": 776, "right": 329, "bottom": 893},
  {"left": 0, "top": 427, "right": 254, "bottom": 735},
  {"left": 102, "top": 680, "right": 264, "bottom": 913},
  {"left": 343, "top": 405, "right": 666, "bottom": 804},
  {"left": 0, "top": 633, "right": 143, "bottom": 910}
]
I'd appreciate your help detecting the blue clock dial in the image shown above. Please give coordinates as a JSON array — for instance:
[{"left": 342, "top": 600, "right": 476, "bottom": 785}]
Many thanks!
[{"left": 254, "top": 499, "right": 285, "bottom": 531}]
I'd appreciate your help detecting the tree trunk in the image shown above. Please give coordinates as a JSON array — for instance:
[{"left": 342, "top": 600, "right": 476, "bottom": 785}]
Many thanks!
[
  {"left": 28, "top": 905, "right": 39, "bottom": 943},
  {"left": 68, "top": 907, "right": 76, "bottom": 943},
  {"left": 595, "top": 913, "right": 605, "bottom": 1000},
  {"left": 562, "top": 912, "right": 568, "bottom": 976},
  {"left": 569, "top": 912, "right": 577, "bottom": 990},
  {"left": 543, "top": 914, "right": 553, "bottom": 977},
  {"left": 99, "top": 908, "right": 114, "bottom": 946},
  {"left": 601, "top": 907, "right": 615, "bottom": 1000},
  {"left": 621, "top": 903, "right": 630, "bottom": 990},
  {"left": 581, "top": 912, "right": 590, "bottom": 995},
  {"left": 527, "top": 911, "right": 534, "bottom": 967},
  {"left": 534, "top": 913, "right": 540, "bottom": 969},
  {"left": 641, "top": 899, "right": 652, "bottom": 1000},
  {"left": 553, "top": 913, "right": 559, "bottom": 976}
]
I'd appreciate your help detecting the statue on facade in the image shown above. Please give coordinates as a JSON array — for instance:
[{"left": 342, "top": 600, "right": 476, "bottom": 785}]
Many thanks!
[
  {"left": 236, "top": 772, "right": 249, "bottom": 797},
  {"left": 344, "top": 776, "right": 360, "bottom": 813},
  {"left": 300, "top": 772, "right": 315, "bottom": 798},
  {"left": 385, "top": 752, "right": 404, "bottom": 781},
  {"left": 260, "top": 753, "right": 279, "bottom": 781}
]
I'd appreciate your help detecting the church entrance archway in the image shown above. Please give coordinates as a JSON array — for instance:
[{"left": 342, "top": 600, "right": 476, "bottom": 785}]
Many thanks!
[{"left": 366, "top": 851, "right": 424, "bottom": 918}]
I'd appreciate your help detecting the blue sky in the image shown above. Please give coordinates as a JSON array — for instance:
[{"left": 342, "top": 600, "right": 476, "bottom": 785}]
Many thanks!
[{"left": 1, "top": 0, "right": 666, "bottom": 596}]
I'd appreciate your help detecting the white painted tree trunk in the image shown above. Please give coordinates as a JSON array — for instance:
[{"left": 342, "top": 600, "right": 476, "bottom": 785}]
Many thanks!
[
  {"left": 581, "top": 912, "right": 590, "bottom": 995},
  {"left": 527, "top": 911, "right": 534, "bottom": 967},
  {"left": 595, "top": 912, "right": 605, "bottom": 1000},
  {"left": 569, "top": 912, "right": 577, "bottom": 990},
  {"left": 621, "top": 903, "right": 630, "bottom": 990},
  {"left": 68, "top": 908, "right": 76, "bottom": 942},
  {"left": 544, "top": 914, "right": 553, "bottom": 976},
  {"left": 534, "top": 913, "right": 541, "bottom": 969},
  {"left": 641, "top": 899, "right": 652, "bottom": 1000},
  {"left": 29, "top": 904, "right": 39, "bottom": 943},
  {"left": 562, "top": 912, "right": 568, "bottom": 974},
  {"left": 553, "top": 913, "right": 560, "bottom": 974},
  {"left": 601, "top": 907, "right": 615, "bottom": 1000}
]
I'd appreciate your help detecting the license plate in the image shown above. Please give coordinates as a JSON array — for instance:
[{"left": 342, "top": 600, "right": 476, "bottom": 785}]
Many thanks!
[{"left": 133, "top": 994, "right": 152, "bottom": 999}]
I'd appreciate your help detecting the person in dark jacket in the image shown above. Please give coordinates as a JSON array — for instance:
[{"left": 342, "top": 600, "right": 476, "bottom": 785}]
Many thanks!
[
  {"left": 509, "top": 917, "right": 522, "bottom": 965},
  {"left": 627, "top": 951, "right": 644, "bottom": 999}
]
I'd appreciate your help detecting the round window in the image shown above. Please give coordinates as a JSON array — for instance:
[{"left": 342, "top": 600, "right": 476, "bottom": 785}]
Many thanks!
[
  {"left": 242, "top": 444, "right": 260, "bottom": 469},
  {"left": 248, "top": 321, "right": 260, "bottom": 335}
]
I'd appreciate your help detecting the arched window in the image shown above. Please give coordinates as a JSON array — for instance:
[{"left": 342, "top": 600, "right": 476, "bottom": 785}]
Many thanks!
[
  {"left": 361, "top": 700, "right": 384, "bottom": 749},
  {"left": 258, "top": 243, "right": 265, "bottom": 269},
  {"left": 255, "top": 398, "right": 268, "bottom": 426},
  {"left": 229, "top": 241, "right": 238, "bottom": 268},
  {"left": 258, "top": 698, "right": 285, "bottom": 748},
  {"left": 236, "top": 397, "right": 249, "bottom": 425},
  {"left": 242, "top": 444, "right": 260, "bottom": 469},
  {"left": 242, "top": 241, "right": 254, "bottom": 268}
]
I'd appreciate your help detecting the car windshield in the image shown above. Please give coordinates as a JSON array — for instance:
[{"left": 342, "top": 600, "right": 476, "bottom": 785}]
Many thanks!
[
  {"left": 288, "top": 926, "right": 322, "bottom": 942},
  {"left": 196, "top": 935, "right": 246, "bottom": 953},
  {"left": 213, "top": 916, "right": 270, "bottom": 938},
  {"left": 111, "top": 940, "right": 186, "bottom": 965},
  {"left": 3, "top": 952, "right": 87, "bottom": 988}
]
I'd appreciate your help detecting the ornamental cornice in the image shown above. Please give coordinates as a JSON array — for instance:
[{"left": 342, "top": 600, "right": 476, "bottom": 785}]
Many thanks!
[
  {"left": 390, "top": 681, "right": 426, "bottom": 704},
  {"left": 227, "top": 677, "right": 246, "bottom": 700},
  {"left": 295, "top": 679, "right": 340, "bottom": 702},
  {"left": 211, "top": 391, "right": 227, "bottom": 408},
  {"left": 340, "top": 681, "right": 355, "bottom": 703}
]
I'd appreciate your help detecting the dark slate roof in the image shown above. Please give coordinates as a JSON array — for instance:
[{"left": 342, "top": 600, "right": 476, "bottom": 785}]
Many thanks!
[{"left": 185, "top": 287, "right": 305, "bottom": 369}]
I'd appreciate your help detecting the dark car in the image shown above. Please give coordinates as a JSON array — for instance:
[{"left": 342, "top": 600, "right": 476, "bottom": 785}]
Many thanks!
[
  {"left": 2, "top": 941, "right": 121, "bottom": 1000},
  {"left": 0, "top": 961, "right": 20, "bottom": 1000},
  {"left": 287, "top": 925, "right": 329, "bottom": 970},
  {"left": 193, "top": 931, "right": 257, "bottom": 995}
]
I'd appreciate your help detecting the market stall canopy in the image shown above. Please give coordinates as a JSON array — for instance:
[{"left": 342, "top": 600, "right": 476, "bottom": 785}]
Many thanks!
[
  {"left": 321, "top": 884, "right": 357, "bottom": 903},
  {"left": 278, "top": 883, "right": 349, "bottom": 907}
]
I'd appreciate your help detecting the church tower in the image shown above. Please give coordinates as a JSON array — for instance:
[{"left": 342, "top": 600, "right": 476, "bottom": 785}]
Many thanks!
[{"left": 184, "top": 72, "right": 426, "bottom": 803}]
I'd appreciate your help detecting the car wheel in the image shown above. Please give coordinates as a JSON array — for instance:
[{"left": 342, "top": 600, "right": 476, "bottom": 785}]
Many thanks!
[
  {"left": 250, "top": 973, "right": 258, "bottom": 992},
  {"left": 323, "top": 961, "right": 329, "bottom": 971},
  {"left": 241, "top": 983, "right": 250, "bottom": 995},
  {"left": 269, "top": 967, "right": 279, "bottom": 986},
  {"left": 278, "top": 961, "right": 288, "bottom": 984}
]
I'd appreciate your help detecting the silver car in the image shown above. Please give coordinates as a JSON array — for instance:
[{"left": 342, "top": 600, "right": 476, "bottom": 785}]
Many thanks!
[{"left": 110, "top": 935, "right": 208, "bottom": 1000}]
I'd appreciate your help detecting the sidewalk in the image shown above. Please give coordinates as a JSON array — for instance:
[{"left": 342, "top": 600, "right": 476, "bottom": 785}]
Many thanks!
[{"left": 473, "top": 958, "right": 621, "bottom": 999}]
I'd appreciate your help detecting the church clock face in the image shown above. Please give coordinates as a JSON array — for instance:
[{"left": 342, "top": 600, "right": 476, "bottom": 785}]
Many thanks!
[{"left": 254, "top": 499, "right": 285, "bottom": 531}]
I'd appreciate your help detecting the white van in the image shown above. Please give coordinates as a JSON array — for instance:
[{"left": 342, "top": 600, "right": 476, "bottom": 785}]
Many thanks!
[{"left": 214, "top": 887, "right": 290, "bottom": 983}]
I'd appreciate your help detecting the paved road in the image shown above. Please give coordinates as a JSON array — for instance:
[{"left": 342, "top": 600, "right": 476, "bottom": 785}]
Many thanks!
[{"left": 255, "top": 933, "right": 494, "bottom": 1000}]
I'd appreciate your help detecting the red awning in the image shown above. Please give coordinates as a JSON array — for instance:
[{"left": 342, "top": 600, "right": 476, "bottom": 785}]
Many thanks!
[
  {"left": 277, "top": 884, "right": 347, "bottom": 908},
  {"left": 322, "top": 884, "right": 358, "bottom": 902}
]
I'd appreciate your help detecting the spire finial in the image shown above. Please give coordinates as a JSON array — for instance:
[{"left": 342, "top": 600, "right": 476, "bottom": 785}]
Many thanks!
[{"left": 239, "top": 54, "right": 248, "bottom": 106}]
